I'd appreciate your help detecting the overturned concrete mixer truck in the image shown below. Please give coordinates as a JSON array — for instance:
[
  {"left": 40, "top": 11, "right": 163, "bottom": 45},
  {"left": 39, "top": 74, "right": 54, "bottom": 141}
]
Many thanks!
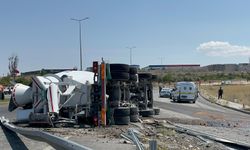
[{"left": 8, "top": 61, "right": 160, "bottom": 127}]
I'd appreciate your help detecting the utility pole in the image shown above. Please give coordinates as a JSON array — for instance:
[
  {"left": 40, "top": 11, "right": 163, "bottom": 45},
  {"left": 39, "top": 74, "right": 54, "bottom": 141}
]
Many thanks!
[
  {"left": 126, "top": 46, "right": 136, "bottom": 65},
  {"left": 71, "top": 17, "right": 89, "bottom": 71}
]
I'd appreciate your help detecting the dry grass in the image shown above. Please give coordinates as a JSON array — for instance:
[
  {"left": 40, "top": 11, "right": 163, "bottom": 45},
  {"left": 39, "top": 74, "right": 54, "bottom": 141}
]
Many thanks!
[
  {"left": 200, "top": 84, "right": 250, "bottom": 106},
  {"left": 0, "top": 99, "right": 9, "bottom": 105},
  {"left": 157, "top": 127, "right": 176, "bottom": 137}
]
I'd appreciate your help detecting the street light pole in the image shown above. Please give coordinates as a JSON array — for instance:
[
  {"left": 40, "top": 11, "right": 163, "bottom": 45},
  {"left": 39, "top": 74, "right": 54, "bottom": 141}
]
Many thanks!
[
  {"left": 126, "top": 46, "right": 136, "bottom": 65},
  {"left": 71, "top": 17, "right": 89, "bottom": 71}
]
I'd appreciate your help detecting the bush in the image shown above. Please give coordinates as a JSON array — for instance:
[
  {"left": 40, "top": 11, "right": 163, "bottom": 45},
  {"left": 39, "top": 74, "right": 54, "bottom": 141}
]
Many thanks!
[
  {"left": 0, "top": 76, "right": 11, "bottom": 86},
  {"left": 15, "top": 77, "right": 32, "bottom": 85}
]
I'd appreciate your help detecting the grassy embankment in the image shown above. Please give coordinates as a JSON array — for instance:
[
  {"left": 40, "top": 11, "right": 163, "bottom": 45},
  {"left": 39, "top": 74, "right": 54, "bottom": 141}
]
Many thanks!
[
  {"left": 200, "top": 84, "right": 250, "bottom": 107},
  {"left": 0, "top": 99, "right": 9, "bottom": 105}
]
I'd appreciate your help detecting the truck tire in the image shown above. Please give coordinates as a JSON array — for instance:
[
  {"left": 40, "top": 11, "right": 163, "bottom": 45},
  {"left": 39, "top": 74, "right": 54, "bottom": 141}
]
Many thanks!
[
  {"left": 110, "top": 100, "right": 120, "bottom": 108},
  {"left": 151, "top": 75, "right": 158, "bottom": 81},
  {"left": 130, "top": 107, "right": 139, "bottom": 115},
  {"left": 153, "top": 108, "right": 160, "bottom": 115},
  {"left": 147, "top": 103, "right": 153, "bottom": 108},
  {"left": 130, "top": 115, "right": 139, "bottom": 122},
  {"left": 129, "top": 67, "right": 138, "bottom": 74},
  {"left": 138, "top": 73, "right": 152, "bottom": 80},
  {"left": 114, "top": 116, "right": 130, "bottom": 125},
  {"left": 129, "top": 74, "right": 137, "bottom": 82},
  {"left": 139, "top": 109, "right": 154, "bottom": 117},
  {"left": 114, "top": 107, "right": 130, "bottom": 116},
  {"left": 111, "top": 72, "right": 129, "bottom": 81},
  {"left": 138, "top": 103, "right": 146, "bottom": 110},
  {"left": 110, "top": 64, "right": 129, "bottom": 73}
]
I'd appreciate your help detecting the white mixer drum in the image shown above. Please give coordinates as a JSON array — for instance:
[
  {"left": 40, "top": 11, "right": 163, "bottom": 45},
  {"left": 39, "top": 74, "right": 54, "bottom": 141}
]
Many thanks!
[{"left": 12, "top": 83, "right": 32, "bottom": 107}]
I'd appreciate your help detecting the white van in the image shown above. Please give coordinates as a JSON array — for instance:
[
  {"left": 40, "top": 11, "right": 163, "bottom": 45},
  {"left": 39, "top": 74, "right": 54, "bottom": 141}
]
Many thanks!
[{"left": 172, "top": 81, "right": 198, "bottom": 103}]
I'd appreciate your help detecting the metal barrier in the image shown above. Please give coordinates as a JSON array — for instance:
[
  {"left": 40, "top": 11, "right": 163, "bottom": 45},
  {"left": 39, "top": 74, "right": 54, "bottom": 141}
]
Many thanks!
[
  {"left": 121, "top": 128, "right": 145, "bottom": 150},
  {"left": 0, "top": 116, "right": 92, "bottom": 150},
  {"left": 165, "top": 120, "right": 250, "bottom": 150}
]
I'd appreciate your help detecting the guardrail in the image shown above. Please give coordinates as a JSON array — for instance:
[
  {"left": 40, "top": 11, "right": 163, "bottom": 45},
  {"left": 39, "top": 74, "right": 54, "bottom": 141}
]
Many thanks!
[
  {"left": 165, "top": 120, "right": 250, "bottom": 150},
  {"left": 0, "top": 116, "right": 92, "bottom": 150}
]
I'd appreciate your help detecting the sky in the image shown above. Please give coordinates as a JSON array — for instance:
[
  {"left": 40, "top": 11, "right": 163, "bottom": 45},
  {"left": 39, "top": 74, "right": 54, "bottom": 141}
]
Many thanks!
[{"left": 1, "top": 0, "right": 250, "bottom": 76}]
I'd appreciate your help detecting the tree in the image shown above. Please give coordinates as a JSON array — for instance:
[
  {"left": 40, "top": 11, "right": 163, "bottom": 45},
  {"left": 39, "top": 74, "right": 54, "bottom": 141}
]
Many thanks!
[
  {"left": 0, "top": 76, "right": 11, "bottom": 86},
  {"left": 15, "top": 77, "right": 32, "bottom": 85},
  {"left": 8, "top": 54, "right": 19, "bottom": 80},
  {"left": 163, "top": 73, "right": 173, "bottom": 83}
]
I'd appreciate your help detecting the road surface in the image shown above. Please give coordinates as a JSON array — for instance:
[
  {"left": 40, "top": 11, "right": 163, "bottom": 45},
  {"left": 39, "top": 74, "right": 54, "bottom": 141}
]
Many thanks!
[
  {"left": 153, "top": 90, "right": 250, "bottom": 145},
  {"left": 154, "top": 91, "right": 250, "bottom": 127}
]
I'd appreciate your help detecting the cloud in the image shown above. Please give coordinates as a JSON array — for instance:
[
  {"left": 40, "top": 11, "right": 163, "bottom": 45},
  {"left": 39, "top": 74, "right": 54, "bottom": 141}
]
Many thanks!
[{"left": 197, "top": 41, "right": 250, "bottom": 57}]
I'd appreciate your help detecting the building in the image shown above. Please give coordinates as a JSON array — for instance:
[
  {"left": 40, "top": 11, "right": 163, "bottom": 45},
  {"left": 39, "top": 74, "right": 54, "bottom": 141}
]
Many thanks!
[
  {"left": 143, "top": 64, "right": 200, "bottom": 71},
  {"left": 239, "top": 63, "right": 250, "bottom": 72}
]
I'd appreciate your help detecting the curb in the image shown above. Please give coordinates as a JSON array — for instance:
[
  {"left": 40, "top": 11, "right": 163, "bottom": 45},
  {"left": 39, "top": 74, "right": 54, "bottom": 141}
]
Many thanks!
[{"left": 199, "top": 93, "right": 250, "bottom": 115}]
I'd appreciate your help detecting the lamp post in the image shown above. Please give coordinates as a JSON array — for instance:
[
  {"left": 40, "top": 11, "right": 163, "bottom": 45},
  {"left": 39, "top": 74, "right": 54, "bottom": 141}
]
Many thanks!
[
  {"left": 126, "top": 46, "right": 136, "bottom": 65},
  {"left": 71, "top": 17, "right": 89, "bottom": 71}
]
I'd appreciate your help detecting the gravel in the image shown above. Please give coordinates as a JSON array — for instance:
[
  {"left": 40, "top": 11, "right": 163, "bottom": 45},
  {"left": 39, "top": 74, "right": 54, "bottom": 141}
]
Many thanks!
[
  {"left": 42, "top": 119, "right": 229, "bottom": 150},
  {"left": 176, "top": 124, "right": 250, "bottom": 145}
]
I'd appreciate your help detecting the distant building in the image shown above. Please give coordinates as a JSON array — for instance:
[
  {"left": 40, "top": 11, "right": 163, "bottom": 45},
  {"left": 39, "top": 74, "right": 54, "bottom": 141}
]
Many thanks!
[
  {"left": 143, "top": 64, "right": 200, "bottom": 71},
  {"left": 239, "top": 63, "right": 250, "bottom": 72},
  {"left": 203, "top": 64, "right": 239, "bottom": 72}
]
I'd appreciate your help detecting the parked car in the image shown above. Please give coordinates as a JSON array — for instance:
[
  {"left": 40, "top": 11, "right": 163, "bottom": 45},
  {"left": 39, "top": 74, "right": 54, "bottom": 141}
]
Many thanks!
[
  {"left": 3, "top": 87, "right": 12, "bottom": 99},
  {"left": 3, "top": 87, "right": 12, "bottom": 95},
  {"left": 159, "top": 88, "right": 172, "bottom": 98}
]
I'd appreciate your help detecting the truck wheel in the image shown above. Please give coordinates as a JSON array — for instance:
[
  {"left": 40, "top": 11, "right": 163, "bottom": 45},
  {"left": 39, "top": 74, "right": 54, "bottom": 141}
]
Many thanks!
[
  {"left": 129, "top": 74, "right": 137, "bottom": 82},
  {"left": 129, "top": 67, "right": 138, "bottom": 74},
  {"left": 139, "top": 103, "right": 146, "bottom": 110},
  {"left": 147, "top": 103, "right": 153, "bottom": 108},
  {"left": 130, "top": 107, "right": 139, "bottom": 115},
  {"left": 139, "top": 109, "right": 154, "bottom": 117},
  {"left": 151, "top": 75, "right": 158, "bottom": 81},
  {"left": 114, "top": 116, "right": 130, "bottom": 125},
  {"left": 110, "top": 64, "right": 129, "bottom": 72},
  {"left": 111, "top": 72, "right": 129, "bottom": 81},
  {"left": 130, "top": 115, "right": 139, "bottom": 122},
  {"left": 138, "top": 73, "right": 152, "bottom": 80},
  {"left": 153, "top": 108, "right": 160, "bottom": 115},
  {"left": 110, "top": 100, "right": 120, "bottom": 108},
  {"left": 114, "top": 107, "right": 130, "bottom": 116}
]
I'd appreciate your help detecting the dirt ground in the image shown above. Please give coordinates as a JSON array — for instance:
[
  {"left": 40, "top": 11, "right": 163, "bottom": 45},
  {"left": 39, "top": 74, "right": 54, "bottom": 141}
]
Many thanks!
[{"left": 43, "top": 118, "right": 227, "bottom": 150}]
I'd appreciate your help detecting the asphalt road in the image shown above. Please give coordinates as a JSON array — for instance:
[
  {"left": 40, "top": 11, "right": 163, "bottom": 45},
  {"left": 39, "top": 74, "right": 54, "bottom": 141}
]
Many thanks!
[
  {"left": 154, "top": 90, "right": 250, "bottom": 127},
  {"left": 0, "top": 104, "right": 54, "bottom": 150}
]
